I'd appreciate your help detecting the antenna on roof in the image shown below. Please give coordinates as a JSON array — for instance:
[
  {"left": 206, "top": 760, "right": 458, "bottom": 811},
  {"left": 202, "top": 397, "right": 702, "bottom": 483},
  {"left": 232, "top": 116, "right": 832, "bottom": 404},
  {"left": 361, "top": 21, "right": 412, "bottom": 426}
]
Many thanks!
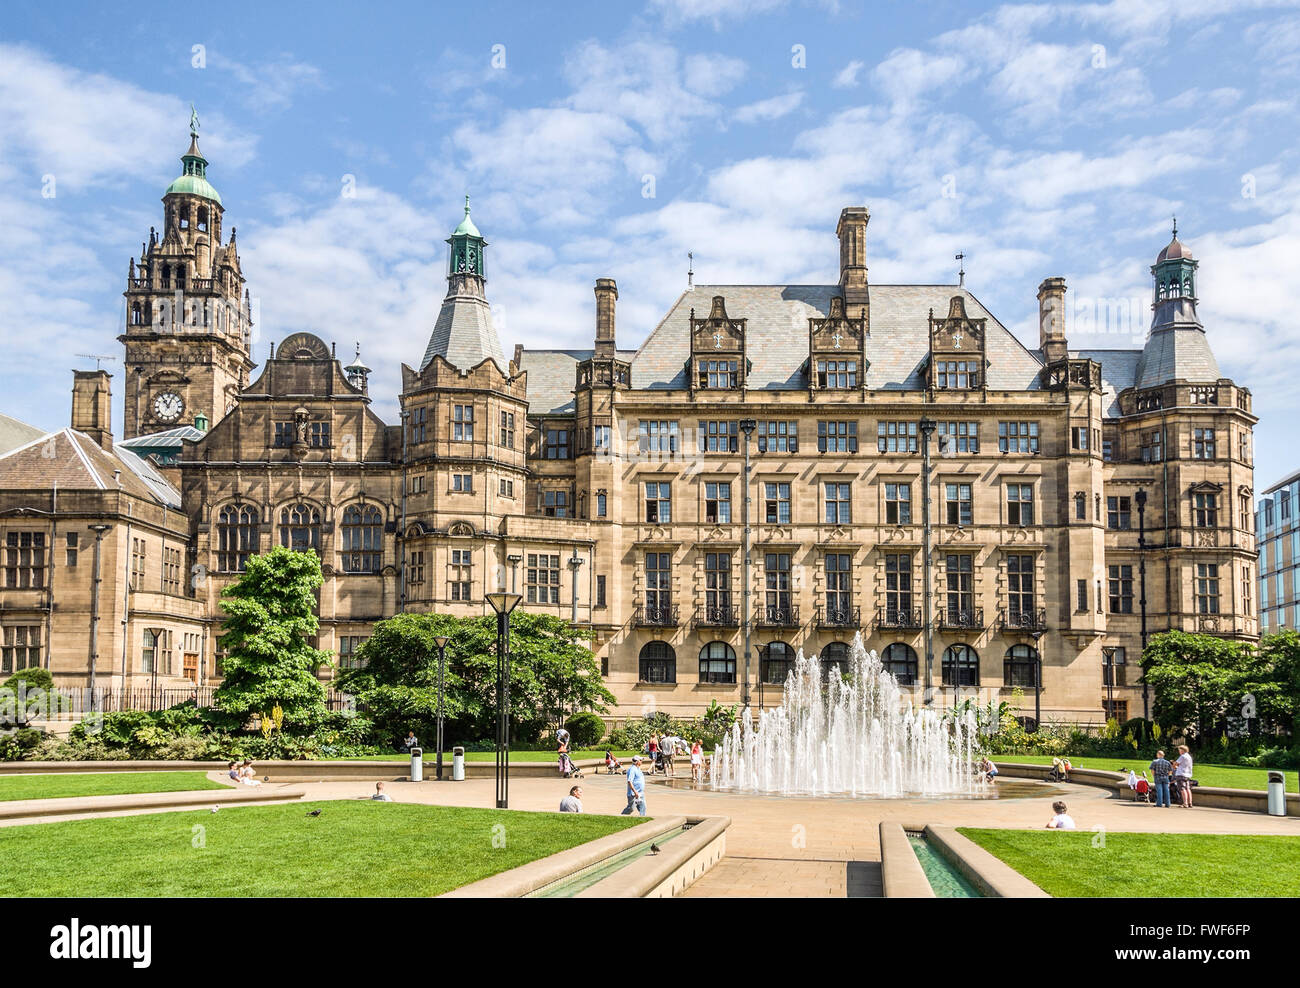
[
  {"left": 77, "top": 354, "right": 117, "bottom": 370},
  {"left": 687, "top": 251, "right": 694, "bottom": 291},
  {"left": 955, "top": 252, "right": 965, "bottom": 288}
]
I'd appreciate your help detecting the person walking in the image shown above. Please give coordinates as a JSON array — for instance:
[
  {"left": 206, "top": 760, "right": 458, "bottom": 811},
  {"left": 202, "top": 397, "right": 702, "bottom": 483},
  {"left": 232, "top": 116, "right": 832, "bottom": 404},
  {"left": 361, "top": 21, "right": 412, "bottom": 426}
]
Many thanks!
[
  {"left": 1174, "top": 744, "right": 1195, "bottom": 808},
  {"left": 622, "top": 755, "right": 647, "bottom": 816},
  {"left": 690, "top": 739, "right": 704, "bottom": 784},
  {"left": 1148, "top": 749, "right": 1173, "bottom": 808}
]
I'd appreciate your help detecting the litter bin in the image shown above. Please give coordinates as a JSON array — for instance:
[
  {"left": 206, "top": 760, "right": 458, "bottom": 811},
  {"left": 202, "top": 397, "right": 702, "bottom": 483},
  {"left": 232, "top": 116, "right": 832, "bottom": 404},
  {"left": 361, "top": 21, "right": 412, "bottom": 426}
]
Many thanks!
[
  {"left": 452, "top": 746, "right": 465, "bottom": 782},
  {"left": 1268, "top": 771, "right": 1287, "bottom": 816},
  {"left": 409, "top": 746, "right": 423, "bottom": 783}
]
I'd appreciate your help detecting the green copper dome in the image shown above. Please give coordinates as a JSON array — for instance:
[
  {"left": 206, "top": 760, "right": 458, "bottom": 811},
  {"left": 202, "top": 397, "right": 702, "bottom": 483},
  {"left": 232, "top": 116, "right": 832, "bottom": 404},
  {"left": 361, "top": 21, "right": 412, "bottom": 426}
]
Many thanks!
[
  {"left": 164, "top": 132, "right": 222, "bottom": 206},
  {"left": 452, "top": 195, "right": 480, "bottom": 237}
]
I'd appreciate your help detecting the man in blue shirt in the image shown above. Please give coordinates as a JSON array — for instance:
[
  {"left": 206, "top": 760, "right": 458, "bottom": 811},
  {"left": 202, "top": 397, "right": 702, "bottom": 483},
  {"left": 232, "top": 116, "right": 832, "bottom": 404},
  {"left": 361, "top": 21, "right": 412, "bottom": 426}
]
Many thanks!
[{"left": 622, "top": 755, "right": 647, "bottom": 816}]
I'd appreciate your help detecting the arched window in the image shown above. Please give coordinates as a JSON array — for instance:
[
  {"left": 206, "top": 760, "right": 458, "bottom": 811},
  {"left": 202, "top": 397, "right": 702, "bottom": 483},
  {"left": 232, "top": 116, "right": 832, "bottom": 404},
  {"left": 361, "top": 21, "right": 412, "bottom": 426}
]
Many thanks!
[
  {"left": 161, "top": 264, "right": 172, "bottom": 289},
  {"left": 279, "top": 504, "right": 321, "bottom": 553},
  {"left": 217, "top": 505, "right": 258, "bottom": 572},
  {"left": 821, "top": 640, "right": 849, "bottom": 675},
  {"left": 698, "top": 642, "right": 736, "bottom": 684},
  {"left": 1003, "top": 644, "right": 1039, "bottom": 688},
  {"left": 638, "top": 642, "right": 676, "bottom": 684},
  {"left": 341, "top": 505, "right": 383, "bottom": 573},
  {"left": 760, "top": 641, "right": 793, "bottom": 684},
  {"left": 881, "top": 643, "right": 918, "bottom": 685},
  {"left": 942, "top": 644, "right": 979, "bottom": 687},
  {"left": 197, "top": 207, "right": 208, "bottom": 233}
]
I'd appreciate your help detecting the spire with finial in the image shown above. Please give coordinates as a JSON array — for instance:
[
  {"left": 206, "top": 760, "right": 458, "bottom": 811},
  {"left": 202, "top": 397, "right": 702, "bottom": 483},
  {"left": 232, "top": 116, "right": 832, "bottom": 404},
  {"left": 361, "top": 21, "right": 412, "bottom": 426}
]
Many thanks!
[
  {"left": 687, "top": 251, "right": 694, "bottom": 290},
  {"left": 956, "top": 251, "right": 965, "bottom": 288},
  {"left": 1172, "top": 214, "right": 1178, "bottom": 239}
]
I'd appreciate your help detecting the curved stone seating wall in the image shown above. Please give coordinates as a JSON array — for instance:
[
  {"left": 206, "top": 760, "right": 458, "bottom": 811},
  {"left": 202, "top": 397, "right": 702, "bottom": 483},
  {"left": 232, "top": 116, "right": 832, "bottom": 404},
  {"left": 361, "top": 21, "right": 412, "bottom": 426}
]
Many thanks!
[
  {"left": 0, "top": 758, "right": 604, "bottom": 782},
  {"left": 0, "top": 785, "right": 304, "bottom": 822},
  {"left": 994, "top": 761, "right": 1296, "bottom": 814}
]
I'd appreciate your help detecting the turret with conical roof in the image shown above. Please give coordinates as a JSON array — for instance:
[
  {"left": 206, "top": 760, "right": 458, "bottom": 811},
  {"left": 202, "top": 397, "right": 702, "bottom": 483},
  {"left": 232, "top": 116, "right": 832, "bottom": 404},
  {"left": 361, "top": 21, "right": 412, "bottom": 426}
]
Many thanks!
[
  {"left": 1135, "top": 220, "right": 1220, "bottom": 389},
  {"left": 419, "top": 198, "right": 506, "bottom": 372}
]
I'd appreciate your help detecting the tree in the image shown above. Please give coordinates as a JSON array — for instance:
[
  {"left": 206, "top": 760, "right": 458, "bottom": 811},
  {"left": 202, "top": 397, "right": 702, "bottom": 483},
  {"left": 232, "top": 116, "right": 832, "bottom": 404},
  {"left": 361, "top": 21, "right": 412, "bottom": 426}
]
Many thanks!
[
  {"left": 335, "top": 611, "right": 613, "bottom": 747},
  {"left": 1142, "top": 631, "right": 1282, "bottom": 741},
  {"left": 213, "top": 547, "right": 331, "bottom": 734}
]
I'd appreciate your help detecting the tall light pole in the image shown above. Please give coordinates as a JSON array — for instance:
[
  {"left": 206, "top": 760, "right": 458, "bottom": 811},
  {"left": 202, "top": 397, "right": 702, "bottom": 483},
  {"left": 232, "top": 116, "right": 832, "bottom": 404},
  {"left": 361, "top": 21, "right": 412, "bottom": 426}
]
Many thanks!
[
  {"left": 433, "top": 634, "right": 449, "bottom": 781},
  {"left": 485, "top": 591, "right": 521, "bottom": 808},
  {"left": 739, "top": 419, "right": 756, "bottom": 709},
  {"left": 398, "top": 409, "right": 408, "bottom": 613},
  {"left": 918, "top": 418, "right": 937, "bottom": 706},
  {"left": 88, "top": 523, "right": 113, "bottom": 713},
  {"left": 1135, "top": 489, "right": 1150, "bottom": 722},
  {"left": 145, "top": 626, "right": 165, "bottom": 712},
  {"left": 568, "top": 549, "right": 584, "bottom": 625},
  {"left": 1102, "top": 644, "right": 1117, "bottom": 721},
  {"left": 1031, "top": 629, "right": 1045, "bottom": 731}
]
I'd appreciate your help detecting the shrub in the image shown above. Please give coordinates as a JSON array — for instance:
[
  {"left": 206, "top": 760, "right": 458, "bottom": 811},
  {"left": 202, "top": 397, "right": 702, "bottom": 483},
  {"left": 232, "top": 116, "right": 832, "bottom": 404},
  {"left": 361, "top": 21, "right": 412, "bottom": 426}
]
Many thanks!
[{"left": 563, "top": 712, "right": 605, "bottom": 748}]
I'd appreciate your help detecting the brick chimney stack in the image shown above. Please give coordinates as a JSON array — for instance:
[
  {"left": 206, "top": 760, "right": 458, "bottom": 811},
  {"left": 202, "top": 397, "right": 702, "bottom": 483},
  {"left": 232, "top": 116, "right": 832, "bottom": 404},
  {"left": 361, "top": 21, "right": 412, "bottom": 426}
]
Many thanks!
[
  {"left": 71, "top": 370, "right": 113, "bottom": 450},
  {"left": 1037, "top": 277, "right": 1069, "bottom": 364},
  {"left": 836, "top": 207, "right": 870, "bottom": 308},
  {"left": 594, "top": 278, "right": 618, "bottom": 358}
]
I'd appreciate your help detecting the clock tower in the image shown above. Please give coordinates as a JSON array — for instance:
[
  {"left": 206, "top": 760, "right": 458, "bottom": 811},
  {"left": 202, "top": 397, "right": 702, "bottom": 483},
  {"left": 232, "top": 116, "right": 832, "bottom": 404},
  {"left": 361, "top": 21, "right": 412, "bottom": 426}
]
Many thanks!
[{"left": 119, "top": 111, "right": 255, "bottom": 439}]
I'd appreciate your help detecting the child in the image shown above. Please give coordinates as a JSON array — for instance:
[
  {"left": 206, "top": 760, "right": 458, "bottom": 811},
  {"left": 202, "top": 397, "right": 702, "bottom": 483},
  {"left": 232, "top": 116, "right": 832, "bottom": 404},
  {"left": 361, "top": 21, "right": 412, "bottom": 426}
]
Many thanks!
[{"left": 1046, "top": 800, "right": 1076, "bottom": 829}]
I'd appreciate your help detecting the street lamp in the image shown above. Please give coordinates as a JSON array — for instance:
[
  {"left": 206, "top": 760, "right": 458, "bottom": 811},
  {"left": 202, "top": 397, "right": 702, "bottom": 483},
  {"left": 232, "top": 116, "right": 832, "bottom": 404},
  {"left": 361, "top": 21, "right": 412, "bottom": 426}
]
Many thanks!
[
  {"left": 88, "top": 523, "right": 113, "bottom": 712},
  {"left": 753, "top": 644, "right": 766, "bottom": 713},
  {"left": 567, "top": 549, "right": 584, "bottom": 625},
  {"left": 918, "top": 417, "right": 937, "bottom": 706},
  {"left": 739, "top": 418, "right": 756, "bottom": 709},
  {"left": 1135, "top": 489, "right": 1150, "bottom": 722},
  {"left": 1102, "top": 644, "right": 1117, "bottom": 723},
  {"left": 1030, "top": 629, "right": 1045, "bottom": 732},
  {"left": 145, "top": 626, "right": 165, "bottom": 712},
  {"left": 432, "top": 635, "right": 449, "bottom": 781},
  {"left": 485, "top": 591, "right": 522, "bottom": 808}
]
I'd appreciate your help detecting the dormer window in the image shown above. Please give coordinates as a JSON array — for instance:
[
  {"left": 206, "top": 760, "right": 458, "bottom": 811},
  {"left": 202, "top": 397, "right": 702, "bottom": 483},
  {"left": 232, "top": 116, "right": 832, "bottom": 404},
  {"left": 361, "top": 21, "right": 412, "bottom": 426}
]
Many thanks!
[
  {"left": 816, "top": 359, "right": 857, "bottom": 388},
  {"left": 698, "top": 359, "right": 738, "bottom": 389},
  {"left": 935, "top": 359, "right": 979, "bottom": 389}
]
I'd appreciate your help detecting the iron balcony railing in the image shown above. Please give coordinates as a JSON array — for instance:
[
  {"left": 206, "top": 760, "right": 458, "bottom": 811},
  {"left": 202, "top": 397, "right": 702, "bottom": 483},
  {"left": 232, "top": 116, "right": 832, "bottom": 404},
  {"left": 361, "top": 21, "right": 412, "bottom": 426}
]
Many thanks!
[
  {"left": 635, "top": 603, "right": 680, "bottom": 628},
  {"left": 755, "top": 603, "right": 800, "bottom": 628},
  {"left": 1000, "top": 608, "right": 1048, "bottom": 633},
  {"left": 876, "top": 606, "right": 923, "bottom": 630},
  {"left": 938, "top": 607, "right": 984, "bottom": 631},
  {"left": 694, "top": 603, "right": 740, "bottom": 628},
  {"left": 817, "top": 604, "right": 860, "bottom": 629}
]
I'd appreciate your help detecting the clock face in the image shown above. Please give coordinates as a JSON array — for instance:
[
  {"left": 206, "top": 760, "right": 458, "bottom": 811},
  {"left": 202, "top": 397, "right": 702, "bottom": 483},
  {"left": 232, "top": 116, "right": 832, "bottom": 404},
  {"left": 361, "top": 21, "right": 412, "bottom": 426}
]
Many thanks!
[{"left": 153, "top": 391, "right": 184, "bottom": 423}]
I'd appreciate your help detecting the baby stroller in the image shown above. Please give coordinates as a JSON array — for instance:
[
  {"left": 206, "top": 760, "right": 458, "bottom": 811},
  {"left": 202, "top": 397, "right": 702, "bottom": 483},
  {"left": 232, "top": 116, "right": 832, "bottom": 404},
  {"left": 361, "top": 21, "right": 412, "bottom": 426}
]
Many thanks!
[
  {"left": 557, "top": 746, "right": 584, "bottom": 779},
  {"left": 1047, "top": 758, "right": 1072, "bottom": 783},
  {"left": 603, "top": 750, "right": 624, "bottom": 775},
  {"left": 1132, "top": 777, "right": 1151, "bottom": 803}
]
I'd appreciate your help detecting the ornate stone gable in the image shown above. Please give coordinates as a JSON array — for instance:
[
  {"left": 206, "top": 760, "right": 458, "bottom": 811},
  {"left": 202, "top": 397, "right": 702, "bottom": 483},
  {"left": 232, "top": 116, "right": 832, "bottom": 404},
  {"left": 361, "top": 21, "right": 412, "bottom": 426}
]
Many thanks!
[
  {"left": 689, "top": 295, "right": 747, "bottom": 391},
  {"left": 927, "top": 295, "right": 987, "bottom": 391}
]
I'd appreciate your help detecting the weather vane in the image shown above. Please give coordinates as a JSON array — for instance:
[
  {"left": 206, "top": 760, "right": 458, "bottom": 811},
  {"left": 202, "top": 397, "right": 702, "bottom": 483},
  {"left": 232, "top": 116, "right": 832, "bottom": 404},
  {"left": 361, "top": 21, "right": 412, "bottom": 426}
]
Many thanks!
[{"left": 956, "top": 251, "right": 965, "bottom": 288}]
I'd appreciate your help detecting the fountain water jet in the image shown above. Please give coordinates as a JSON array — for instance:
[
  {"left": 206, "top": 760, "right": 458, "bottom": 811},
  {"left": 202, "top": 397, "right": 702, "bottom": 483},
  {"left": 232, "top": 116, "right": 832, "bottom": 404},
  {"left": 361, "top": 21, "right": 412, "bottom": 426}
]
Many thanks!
[{"left": 711, "top": 634, "right": 976, "bottom": 797}]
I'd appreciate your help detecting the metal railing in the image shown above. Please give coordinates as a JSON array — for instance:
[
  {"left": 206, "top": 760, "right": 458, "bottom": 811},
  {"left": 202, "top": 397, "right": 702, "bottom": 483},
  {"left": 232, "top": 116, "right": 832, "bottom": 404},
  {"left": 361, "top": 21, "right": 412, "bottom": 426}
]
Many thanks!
[
  {"left": 635, "top": 603, "right": 680, "bottom": 628},
  {"left": 938, "top": 607, "right": 984, "bottom": 631},
  {"left": 1000, "top": 607, "right": 1048, "bottom": 633},
  {"left": 817, "top": 604, "right": 860, "bottom": 629},
  {"left": 755, "top": 603, "right": 800, "bottom": 628},
  {"left": 694, "top": 604, "right": 740, "bottom": 628},
  {"left": 876, "top": 606, "right": 923, "bottom": 630}
]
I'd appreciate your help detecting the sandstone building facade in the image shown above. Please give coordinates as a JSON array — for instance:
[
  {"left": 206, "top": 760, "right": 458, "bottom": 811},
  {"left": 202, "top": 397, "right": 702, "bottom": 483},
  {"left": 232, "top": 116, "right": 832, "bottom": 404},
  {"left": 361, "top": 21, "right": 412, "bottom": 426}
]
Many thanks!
[{"left": 0, "top": 128, "right": 1259, "bottom": 725}]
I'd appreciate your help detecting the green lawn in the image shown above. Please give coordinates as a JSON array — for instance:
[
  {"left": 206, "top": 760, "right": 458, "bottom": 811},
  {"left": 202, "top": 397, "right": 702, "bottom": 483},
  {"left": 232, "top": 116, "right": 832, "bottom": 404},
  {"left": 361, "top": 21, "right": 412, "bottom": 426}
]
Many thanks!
[
  {"left": 333, "top": 749, "right": 637, "bottom": 762},
  {"left": 961, "top": 829, "right": 1300, "bottom": 897},
  {"left": 0, "top": 771, "right": 226, "bottom": 802},
  {"left": 992, "top": 754, "right": 1298, "bottom": 793},
  {"left": 0, "top": 801, "right": 648, "bottom": 896}
]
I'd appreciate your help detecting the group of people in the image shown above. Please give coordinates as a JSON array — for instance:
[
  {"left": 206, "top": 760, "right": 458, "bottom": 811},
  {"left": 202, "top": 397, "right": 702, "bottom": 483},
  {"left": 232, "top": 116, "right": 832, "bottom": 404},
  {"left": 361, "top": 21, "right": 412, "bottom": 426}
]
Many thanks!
[
  {"left": 226, "top": 760, "right": 261, "bottom": 786},
  {"left": 1127, "top": 745, "right": 1196, "bottom": 808},
  {"left": 645, "top": 733, "right": 706, "bottom": 783},
  {"left": 558, "top": 753, "right": 650, "bottom": 815}
]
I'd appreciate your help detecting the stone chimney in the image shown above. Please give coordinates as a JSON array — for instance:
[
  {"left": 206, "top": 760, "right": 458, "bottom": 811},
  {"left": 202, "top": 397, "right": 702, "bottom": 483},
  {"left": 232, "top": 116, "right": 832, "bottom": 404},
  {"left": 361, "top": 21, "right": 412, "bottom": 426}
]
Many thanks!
[
  {"left": 836, "top": 207, "right": 870, "bottom": 308},
  {"left": 594, "top": 278, "right": 618, "bottom": 357},
  {"left": 71, "top": 370, "right": 113, "bottom": 450},
  {"left": 1037, "top": 277, "right": 1068, "bottom": 364}
]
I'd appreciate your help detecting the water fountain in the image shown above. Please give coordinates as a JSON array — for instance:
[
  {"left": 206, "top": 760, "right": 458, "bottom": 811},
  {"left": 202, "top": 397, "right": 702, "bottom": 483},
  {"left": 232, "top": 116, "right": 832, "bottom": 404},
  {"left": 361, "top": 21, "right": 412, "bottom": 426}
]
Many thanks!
[{"left": 711, "top": 634, "right": 977, "bottom": 797}]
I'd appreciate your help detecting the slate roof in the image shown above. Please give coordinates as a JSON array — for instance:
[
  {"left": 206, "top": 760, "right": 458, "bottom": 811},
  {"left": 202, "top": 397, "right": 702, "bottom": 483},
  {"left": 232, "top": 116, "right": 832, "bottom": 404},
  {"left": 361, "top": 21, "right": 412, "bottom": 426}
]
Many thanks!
[
  {"left": 629, "top": 284, "right": 1045, "bottom": 392},
  {"left": 1073, "top": 348, "right": 1142, "bottom": 418},
  {"left": 420, "top": 291, "right": 507, "bottom": 374},
  {"left": 1135, "top": 324, "right": 1221, "bottom": 390},
  {"left": 0, "top": 413, "right": 46, "bottom": 456},
  {"left": 517, "top": 349, "right": 639, "bottom": 416},
  {"left": 0, "top": 430, "right": 181, "bottom": 508}
]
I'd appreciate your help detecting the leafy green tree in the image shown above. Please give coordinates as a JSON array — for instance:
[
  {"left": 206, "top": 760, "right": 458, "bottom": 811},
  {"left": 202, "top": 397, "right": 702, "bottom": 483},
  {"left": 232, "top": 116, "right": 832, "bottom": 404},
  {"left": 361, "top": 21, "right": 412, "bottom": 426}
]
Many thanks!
[
  {"left": 1259, "top": 630, "right": 1300, "bottom": 739},
  {"left": 1143, "top": 631, "right": 1283, "bottom": 741},
  {"left": 335, "top": 611, "right": 613, "bottom": 747},
  {"left": 213, "top": 547, "right": 331, "bottom": 734}
]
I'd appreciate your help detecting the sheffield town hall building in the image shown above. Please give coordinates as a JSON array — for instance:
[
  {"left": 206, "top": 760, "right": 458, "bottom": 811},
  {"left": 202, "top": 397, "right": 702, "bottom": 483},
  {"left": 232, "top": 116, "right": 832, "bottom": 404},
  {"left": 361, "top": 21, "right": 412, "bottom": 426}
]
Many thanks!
[{"left": 0, "top": 124, "right": 1259, "bottom": 725}]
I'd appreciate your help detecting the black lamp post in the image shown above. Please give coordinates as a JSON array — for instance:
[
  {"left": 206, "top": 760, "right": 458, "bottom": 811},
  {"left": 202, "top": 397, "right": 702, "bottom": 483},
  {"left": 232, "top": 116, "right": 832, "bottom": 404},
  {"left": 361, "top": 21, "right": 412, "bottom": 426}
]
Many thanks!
[
  {"left": 1031, "top": 629, "right": 1045, "bottom": 731},
  {"left": 485, "top": 591, "right": 521, "bottom": 808},
  {"left": 144, "top": 626, "right": 165, "bottom": 712},
  {"left": 918, "top": 417, "right": 937, "bottom": 706},
  {"left": 433, "top": 634, "right": 449, "bottom": 781},
  {"left": 754, "top": 644, "right": 766, "bottom": 713},
  {"left": 1135, "top": 489, "right": 1150, "bottom": 721},
  {"left": 739, "top": 418, "right": 756, "bottom": 708},
  {"left": 1102, "top": 645, "right": 1117, "bottom": 722}
]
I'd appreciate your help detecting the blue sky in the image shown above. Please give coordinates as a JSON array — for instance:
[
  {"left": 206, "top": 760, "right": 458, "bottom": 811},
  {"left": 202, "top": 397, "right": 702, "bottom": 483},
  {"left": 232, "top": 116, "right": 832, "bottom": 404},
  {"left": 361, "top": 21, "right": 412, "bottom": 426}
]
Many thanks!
[{"left": 2, "top": 0, "right": 1299, "bottom": 487}]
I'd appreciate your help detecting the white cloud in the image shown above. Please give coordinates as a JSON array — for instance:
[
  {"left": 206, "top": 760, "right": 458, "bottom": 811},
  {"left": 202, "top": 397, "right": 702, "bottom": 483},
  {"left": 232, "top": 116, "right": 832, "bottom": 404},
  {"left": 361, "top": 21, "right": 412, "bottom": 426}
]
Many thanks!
[
  {"left": 832, "top": 60, "right": 864, "bottom": 88},
  {"left": 734, "top": 91, "right": 804, "bottom": 123},
  {"left": 648, "top": 0, "right": 787, "bottom": 26},
  {"left": 873, "top": 49, "right": 966, "bottom": 105},
  {"left": 208, "top": 52, "right": 326, "bottom": 112}
]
